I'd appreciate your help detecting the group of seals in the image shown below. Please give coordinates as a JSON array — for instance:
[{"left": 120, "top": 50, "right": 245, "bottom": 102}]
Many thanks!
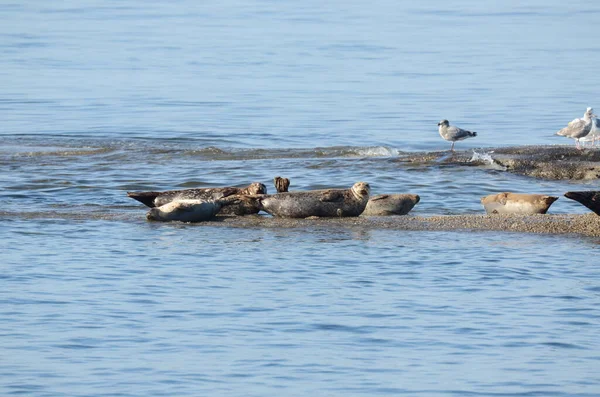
[
  {"left": 127, "top": 178, "right": 600, "bottom": 222},
  {"left": 127, "top": 182, "right": 266, "bottom": 215},
  {"left": 128, "top": 180, "right": 378, "bottom": 222},
  {"left": 273, "top": 176, "right": 420, "bottom": 217},
  {"left": 242, "top": 181, "right": 371, "bottom": 218}
]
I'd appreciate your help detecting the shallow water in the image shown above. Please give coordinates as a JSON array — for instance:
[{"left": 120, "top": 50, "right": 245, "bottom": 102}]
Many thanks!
[{"left": 2, "top": 1, "right": 600, "bottom": 396}]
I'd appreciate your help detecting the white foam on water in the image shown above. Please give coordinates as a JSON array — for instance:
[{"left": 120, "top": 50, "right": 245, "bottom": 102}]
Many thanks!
[
  {"left": 470, "top": 150, "right": 507, "bottom": 171},
  {"left": 354, "top": 146, "right": 400, "bottom": 157}
]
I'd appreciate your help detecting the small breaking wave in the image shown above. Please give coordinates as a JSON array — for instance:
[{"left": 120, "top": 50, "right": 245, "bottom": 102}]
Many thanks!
[{"left": 470, "top": 150, "right": 507, "bottom": 171}]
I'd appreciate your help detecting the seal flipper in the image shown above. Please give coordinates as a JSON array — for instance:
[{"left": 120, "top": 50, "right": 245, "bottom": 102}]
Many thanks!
[
  {"left": 127, "top": 191, "right": 161, "bottom": 208},
  {"left": 564, "top": 191, "right": 600, "bottom": 216},
  {"left": 369, "top": 194, "right": 389, "bottom": 202}
]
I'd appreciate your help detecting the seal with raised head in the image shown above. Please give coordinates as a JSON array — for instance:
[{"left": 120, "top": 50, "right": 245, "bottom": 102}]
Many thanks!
[
  {"left": 127, "top": 182, "right": 266, "bottom": 215},
  {"left": 564, "top": 191, "right": 600, "bottom": 215},
  {"left": 481, "top": 192, "right": 558, "bottom": 215},
  {"left": 242, "top": 182, "right": 370, "bottom": 218},
  {"left": 274, "top": 176, "right": 290, "bottom": 193},
  {"left": 361, "top": 194, "right": 420, "bottom": 216},
  {"left": 146, "top": 197, "right": 239, "bottom": 222}
]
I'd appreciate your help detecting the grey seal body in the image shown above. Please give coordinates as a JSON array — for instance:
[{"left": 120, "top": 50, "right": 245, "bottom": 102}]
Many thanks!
[
  {"left": 556, "top": 108, "right": 595, "bottom": 149},
  {"left": 564, "top": 191, "right": 600, "bottom": 216},
  {"left": 437, "top": 119, "right": 477, "bottom": 151},
  {"left": 361, "top": 194, "right": 420, "bottom": 216},
  {"left": 146, "top": 198, "right": 239, "bottom": 222},
  {"left": 127, "top": 182, "right": 266, "bottom": 215},
  {"left": 248, "top": 182, "right": 370, "bottom": 218},
  {"left": 481, "top": 192, "right": 558, "bottom": 215}
]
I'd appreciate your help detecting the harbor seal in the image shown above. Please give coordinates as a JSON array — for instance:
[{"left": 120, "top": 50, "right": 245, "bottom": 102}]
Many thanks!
[
  {"left": 242, "top": 182, "right": 370, "bottom": 218},
  {"left": 438, "top": 119, "right": 477, "bottom": 151},
  {"left": 127, "top": 182, "right": 266, "bottom": 215},
  {"left": 361, "top": 194, "right": 420, "bottom": 216},
  {"left": 481, "top": 192, "right": 558, "bottom": 215},
  {"left": 274, "top": 176, "right": 290, "bottom": 193},
  {"left": 146, "top": 197, "right": 239, "bottom": 222},
  {"left": 564, "top": 191, "right": 600, "bottom": 215}
]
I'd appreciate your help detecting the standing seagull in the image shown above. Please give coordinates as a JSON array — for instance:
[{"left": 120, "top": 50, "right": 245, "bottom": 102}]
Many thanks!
[
  {"left": 556, "top": 108, "right": 595, "bottom": 149},
  {"left": 437, "top": 119, "right": 477, "bottom": 151},
  {"left": 580, "top": 107, "right": 600, "bottom": 147}
]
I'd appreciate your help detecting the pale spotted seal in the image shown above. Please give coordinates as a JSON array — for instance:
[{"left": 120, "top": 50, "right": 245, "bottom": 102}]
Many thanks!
[
  {"left": 361, "top": 194, "right": 420, "bottom": 216},
  {"left": 146, "top": 197, "right": 239, "bottom": 222},
  {"left": 437, "top": 119, "right": 477, "bottom": 151},
  {"left": 481, "top": 192, "right": 558, "bottom": 215},
  {"left": 242, "top": 182, "right": 370, "bottom": 218},
  {"left": 564, "top": 191, "right": 600, "bottom": 216},
  {"left": 127, "top": 182, "right": 266, "bottom": 215}
]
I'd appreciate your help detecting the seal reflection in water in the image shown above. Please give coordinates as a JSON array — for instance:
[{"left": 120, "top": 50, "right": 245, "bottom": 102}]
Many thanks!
[
  {"left": 481, "top": 192, "right": 558, "bottom": 215},
  {"left": 361, "top": 194, "right": 420, "bottom": 216},
  {"left": 146, "top": 197, "right": 239, "bottom": 222},
  {"left": 564, "top": 191, "right": 600, "bottom": 216},
  {"left": 127, "top": 182, "right": 266, "bottom": 216},
  {"left": 244, "top": 182, "right": 370, "bottom": 218}
]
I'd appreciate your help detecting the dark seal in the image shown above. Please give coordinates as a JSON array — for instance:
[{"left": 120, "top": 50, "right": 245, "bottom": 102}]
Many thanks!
[{"left": 127, "top": 182, "right": 266, "bottom": 215}]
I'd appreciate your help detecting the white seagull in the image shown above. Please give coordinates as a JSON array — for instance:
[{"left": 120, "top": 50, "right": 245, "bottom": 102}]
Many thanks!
[
  {"left": 437, "top": 119, "right": 477, "bottom": 151},
  {"left": 579, "top": 107, "right": 600, "bottom": 147},
  {"left": 556, "top": 108, "right": 595, "bottom": 149}
]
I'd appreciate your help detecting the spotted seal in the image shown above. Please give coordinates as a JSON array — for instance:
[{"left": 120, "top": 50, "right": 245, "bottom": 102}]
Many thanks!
[
  {"left": 146, "top": 197, "right": 239, "bottom": 222},
  {"left": 361, "top": 194, "right": 420, "bottom": 216},
  {"left": 564, "top": 191, "right": 600, "bottom": 215},
  {"left": 242, "top": 182, "right": 370, "bottom": 218},
  {"left": 481, "top": 192, "right": 558, "bottom": 215},
  {"left": 127, "top": 182, "right": 266, "bottom": 215}
]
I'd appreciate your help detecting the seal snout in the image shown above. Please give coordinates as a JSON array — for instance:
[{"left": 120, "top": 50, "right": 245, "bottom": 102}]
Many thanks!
[{"left": 146, "top": 208, "right": 159, "bottom": 221}]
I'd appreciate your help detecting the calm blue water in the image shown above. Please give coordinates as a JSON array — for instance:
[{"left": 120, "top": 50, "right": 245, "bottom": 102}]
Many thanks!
[{"left": 2, "top": 1, "right": 600, "bottom": 396}]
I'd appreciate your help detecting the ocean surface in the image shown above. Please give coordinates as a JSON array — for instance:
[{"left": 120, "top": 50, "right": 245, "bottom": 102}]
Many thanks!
[{"left": 2, "top": 1, "right": 600, "bottom": 396}]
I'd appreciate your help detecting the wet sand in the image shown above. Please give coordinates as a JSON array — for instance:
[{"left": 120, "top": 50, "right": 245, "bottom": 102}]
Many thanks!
[
  {"left": 213, "top": 213, "right": 600, "bottom": 237},
  {"left": 2, "top": 210, "right": 599, "bottom": 237}
]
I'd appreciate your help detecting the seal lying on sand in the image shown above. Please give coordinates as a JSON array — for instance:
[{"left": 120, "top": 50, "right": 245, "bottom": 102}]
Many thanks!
[
  {"left": 127, "top": 182, "right": 266, "bottom": 215},
  {"left": 146, "top": 197, "right": 240, "bottom": 222},
  {"left": 274, "top": 176, "right": 290, "bottom": 193},
  {"left": 241, "top": 182, "right": 370, "bottom": 218},
  {"left": 481, "top": 192, "right": 558, "bottom": 214},
  {"left": 564, "top": 191, "right": 600, "bottom": 215},
  {"left": 361, "top": 194, "right": 420, "bottom": 216}
]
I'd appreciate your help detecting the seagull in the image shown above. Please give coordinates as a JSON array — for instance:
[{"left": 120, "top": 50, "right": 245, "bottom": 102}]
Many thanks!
[
  {"left": 556, "top": 108, "right": 595, "bottom": 149},
  {"left": 437, "top": 119, "right": 477, "bottom": 151},
  {"left": 579, "top": 107, "right": 600, "bottom": 147}
]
